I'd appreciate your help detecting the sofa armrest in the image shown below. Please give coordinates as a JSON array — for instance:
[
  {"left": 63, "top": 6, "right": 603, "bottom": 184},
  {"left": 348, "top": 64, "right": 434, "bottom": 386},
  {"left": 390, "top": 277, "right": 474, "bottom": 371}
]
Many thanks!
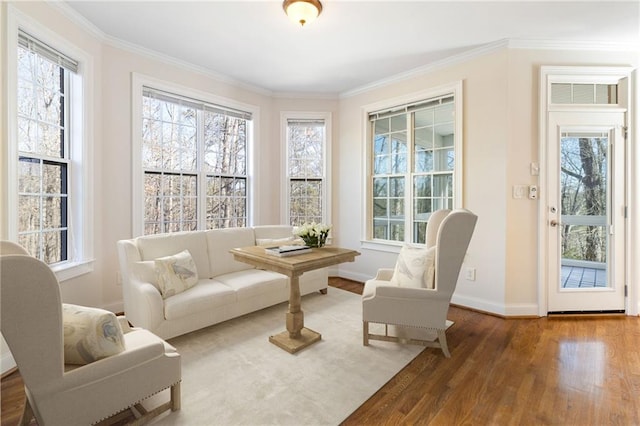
[{"left": 126, "top": 279, "right": 165, "bottom": 332}]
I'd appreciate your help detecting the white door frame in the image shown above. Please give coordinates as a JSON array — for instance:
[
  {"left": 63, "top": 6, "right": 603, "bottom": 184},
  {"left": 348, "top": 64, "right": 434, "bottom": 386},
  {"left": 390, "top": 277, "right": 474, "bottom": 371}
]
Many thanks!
[{"left": 538, "top": 66, "right": 637, "bottom": 316}]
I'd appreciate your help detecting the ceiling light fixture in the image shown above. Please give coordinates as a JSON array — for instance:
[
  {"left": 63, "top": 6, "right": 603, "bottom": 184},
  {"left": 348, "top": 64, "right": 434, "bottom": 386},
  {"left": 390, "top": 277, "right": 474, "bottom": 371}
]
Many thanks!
[{"left": 283, "top": 0, "right": 323, "bottom": 27}]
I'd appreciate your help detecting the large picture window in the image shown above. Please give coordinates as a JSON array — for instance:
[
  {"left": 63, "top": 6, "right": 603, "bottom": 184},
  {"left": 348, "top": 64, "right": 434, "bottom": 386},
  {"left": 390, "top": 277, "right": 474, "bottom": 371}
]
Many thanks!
[
  {"left": 369, "top": 87, "right": 461, "bottom": 245},
  {"left": 141, "top": 88, "right": 251, "bottom": 234},
  {"left": 16, "top": 31, "right": 77, "bottom": 264}
]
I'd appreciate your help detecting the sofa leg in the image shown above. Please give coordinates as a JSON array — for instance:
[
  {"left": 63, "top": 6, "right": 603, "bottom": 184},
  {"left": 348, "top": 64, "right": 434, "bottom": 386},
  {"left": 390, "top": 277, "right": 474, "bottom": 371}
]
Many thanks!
[
  {"left": 319, "top": 288, "right": 328, "bottom": 295},
  {"left": 363, "top": 321, "right": 369, "bottom": 346},
  {"left": 171, "top": 382, "right": 181, "bottom": 411}
]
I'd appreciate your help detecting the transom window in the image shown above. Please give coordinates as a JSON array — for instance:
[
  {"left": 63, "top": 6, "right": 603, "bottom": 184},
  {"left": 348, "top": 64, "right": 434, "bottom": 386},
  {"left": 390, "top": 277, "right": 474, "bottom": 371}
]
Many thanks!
[
  {"left": 141, "top": 88, "right": 251, "bottom": 234},
  {"left": 369, "top": 88, "right": 461, "bottom": 245}
]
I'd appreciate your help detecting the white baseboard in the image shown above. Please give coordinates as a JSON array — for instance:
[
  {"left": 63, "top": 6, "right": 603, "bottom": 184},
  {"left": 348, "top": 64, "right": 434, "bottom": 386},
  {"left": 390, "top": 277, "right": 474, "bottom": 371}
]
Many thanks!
[{"left": 451, "top": 293, "right": 540, "bottom": 317}]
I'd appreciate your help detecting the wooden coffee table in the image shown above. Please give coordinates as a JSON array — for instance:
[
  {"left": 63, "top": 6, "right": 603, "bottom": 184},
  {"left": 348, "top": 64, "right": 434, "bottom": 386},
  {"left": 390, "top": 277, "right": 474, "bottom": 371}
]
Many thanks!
[{"left": 230, "top": 245, "right": 360, "bottom": 353}]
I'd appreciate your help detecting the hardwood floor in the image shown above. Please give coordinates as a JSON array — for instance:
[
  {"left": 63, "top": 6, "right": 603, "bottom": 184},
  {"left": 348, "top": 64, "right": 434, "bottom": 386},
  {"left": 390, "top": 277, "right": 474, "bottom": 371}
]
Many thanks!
[{"left": 3, "top": 277, "right": 640, "bottom": 425}]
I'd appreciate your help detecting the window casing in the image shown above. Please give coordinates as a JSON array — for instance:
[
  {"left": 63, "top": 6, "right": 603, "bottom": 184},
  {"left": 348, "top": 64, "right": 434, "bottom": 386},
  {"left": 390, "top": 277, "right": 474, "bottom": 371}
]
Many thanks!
[
  {"left": 367, "top": 84, "right": 462, "bottom": 246},
  {"left": 140, "top": 86, "right": 252, "bottom": 235},
  {"left": 282, "top": 113, "right": 331, "bottom": 227}
]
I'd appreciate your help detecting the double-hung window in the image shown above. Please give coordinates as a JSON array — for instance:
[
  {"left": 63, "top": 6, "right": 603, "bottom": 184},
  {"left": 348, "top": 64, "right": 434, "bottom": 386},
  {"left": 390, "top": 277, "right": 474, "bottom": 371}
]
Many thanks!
[
  {"left": 283, "top": 113, "right": 330, "bottom": 226},
  {"left": 141, "top": 87, "right": 251, "bottom": 234},
  {"left": 369, "top": 85, "right": 462, "bottom": 245},
  {"left": 15, "top": 31, "right": 80, "bottom": 266}
]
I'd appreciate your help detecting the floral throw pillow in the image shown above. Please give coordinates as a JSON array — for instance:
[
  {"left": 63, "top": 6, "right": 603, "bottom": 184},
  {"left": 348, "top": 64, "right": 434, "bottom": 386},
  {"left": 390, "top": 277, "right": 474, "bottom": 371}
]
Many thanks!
[
  {"left": 154, "top": 250, "right": 199, "bottom": 298},
  {"left": 63, "top": 304, "right": 125, "bottom": 365},
  {"left": 390, "top": 245, "right": 436, "bottom": 289}
]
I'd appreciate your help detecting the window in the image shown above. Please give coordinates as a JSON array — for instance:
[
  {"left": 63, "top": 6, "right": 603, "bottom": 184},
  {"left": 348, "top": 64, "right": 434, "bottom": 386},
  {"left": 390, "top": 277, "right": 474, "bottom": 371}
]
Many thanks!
[
  {"left": 141, "top": 87, "right": 251, "bottom": 234},
  {"left": 368, "top": 86, "right": 462, "bottom": 245},
  {"left": 283, "top": 114, "right": 330, "bottom": 226},
  {"left": 16, "top": 31, "right": 77, "bottom": 265}
]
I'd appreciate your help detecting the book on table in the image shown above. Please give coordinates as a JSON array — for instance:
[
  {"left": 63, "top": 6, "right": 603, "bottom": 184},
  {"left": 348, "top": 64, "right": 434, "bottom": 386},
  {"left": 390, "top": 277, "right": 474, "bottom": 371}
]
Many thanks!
[{"left": 264, "top": 245, "right": 312, "bottom": 257}]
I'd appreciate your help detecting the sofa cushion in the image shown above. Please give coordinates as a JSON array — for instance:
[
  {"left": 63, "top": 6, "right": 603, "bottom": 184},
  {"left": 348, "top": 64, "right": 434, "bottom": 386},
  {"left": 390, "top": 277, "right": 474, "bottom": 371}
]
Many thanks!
[
  {"left": 163, "top": 279, "right": 237, "bottom": 320},
  {"left": 62, "top": 304, "right": 126, "bottom": 365},
  {"left": 137, "top": 231, "right": 211, "bottom": 279},
  {"left": 390, "top": 245, "right": 436, "bottom": 289},
  {"left": 215, "top": 269, "right": 287, "bottom": 299},
  {"left": 155, "top": 250, "right": 199, "bottom": 298},
  {"left": 206, "top": 228, "right": 256, "bottom": 277}
]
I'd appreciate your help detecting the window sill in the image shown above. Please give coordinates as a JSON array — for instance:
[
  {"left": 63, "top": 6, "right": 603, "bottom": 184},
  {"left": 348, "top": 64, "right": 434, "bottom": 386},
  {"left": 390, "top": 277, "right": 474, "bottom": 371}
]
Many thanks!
[{"left": 50, "top": 259, "right": 95, "bottom": 282}]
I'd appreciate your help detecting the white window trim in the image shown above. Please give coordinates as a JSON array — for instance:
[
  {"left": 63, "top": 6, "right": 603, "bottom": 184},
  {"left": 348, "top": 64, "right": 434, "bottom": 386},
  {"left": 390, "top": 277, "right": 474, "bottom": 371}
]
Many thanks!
[
  {"left": 279, "top": 111, "right": 332, "bottom": 228},
  {"left": 131, "top": 73, "right": 260, "bottom": 237},
  {"left": 360, "top": 81, "right": 463, "bottom": 253},
  {"left": 5, "top": 6, "right": 95, "bottom": 281}
]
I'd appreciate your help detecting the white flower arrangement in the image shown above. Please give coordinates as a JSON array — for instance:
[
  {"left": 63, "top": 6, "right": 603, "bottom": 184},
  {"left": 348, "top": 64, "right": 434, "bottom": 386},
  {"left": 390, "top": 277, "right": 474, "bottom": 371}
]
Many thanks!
[{"left": 293, "top": 222, "right": 331, "bottom": 247}]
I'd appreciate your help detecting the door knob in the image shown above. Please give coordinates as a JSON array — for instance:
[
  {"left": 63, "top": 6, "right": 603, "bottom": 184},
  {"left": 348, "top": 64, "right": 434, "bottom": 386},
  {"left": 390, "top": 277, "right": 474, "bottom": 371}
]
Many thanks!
[{"left": 550, "top": 220, "right": 559, "bottom": 227}]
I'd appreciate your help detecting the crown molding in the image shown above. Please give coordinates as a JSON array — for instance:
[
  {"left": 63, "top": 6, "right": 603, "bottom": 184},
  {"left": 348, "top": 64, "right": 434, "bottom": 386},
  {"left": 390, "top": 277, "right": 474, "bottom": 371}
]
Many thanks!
[
  {"left": 47, "top": 0, "right": 274, "bottom": 97},
  {"left": 340, "top": 38, "right": 639, "bottom": 99},
  {"left": 46, "top": 0, "right": 106, "bottom": 40},
  {"left": 340, "top": 39, "right": 510, "bottom": 98}
]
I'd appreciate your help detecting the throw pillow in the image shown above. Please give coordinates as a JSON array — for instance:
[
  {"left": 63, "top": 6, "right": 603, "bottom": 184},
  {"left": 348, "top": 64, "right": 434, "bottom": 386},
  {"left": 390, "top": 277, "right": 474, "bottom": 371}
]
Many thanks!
[
  {"left": 390, "top": 245, "right": 436, "bottom": 289},
  {"left": 63, "top": 304, "right": 126, "bottom": 365},
  {"left": 155, "top": 250, "right": 199, "bottom": 298}
]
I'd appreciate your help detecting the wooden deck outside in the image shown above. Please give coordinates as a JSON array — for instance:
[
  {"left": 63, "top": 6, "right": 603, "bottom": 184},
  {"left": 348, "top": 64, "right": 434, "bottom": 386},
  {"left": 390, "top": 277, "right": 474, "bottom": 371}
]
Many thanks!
[{"left": 561, "top": 265, "right": 607, "bottom": 288}]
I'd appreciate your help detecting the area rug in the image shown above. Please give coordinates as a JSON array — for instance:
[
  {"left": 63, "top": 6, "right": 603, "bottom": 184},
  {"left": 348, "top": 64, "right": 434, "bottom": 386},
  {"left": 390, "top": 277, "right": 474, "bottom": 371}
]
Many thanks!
[{"left": 144, "top": 288, "right": 424, "bottom": 425}]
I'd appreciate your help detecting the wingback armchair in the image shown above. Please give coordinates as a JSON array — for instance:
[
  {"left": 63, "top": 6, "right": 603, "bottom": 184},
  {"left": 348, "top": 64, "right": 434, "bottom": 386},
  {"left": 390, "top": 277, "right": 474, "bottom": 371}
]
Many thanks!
[
  {"left": 0, "top": 241, "right": 181, "bottom": 425},
  {"left": 362, "top": 209, "right": 477, "bottom": 357}
]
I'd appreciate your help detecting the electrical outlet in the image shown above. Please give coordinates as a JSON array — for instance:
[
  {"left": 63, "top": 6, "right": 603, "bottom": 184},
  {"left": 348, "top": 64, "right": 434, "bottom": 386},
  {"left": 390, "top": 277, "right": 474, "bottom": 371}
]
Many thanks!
[{"left": 464, "top": 267, "right": 476, "bottom": 281}]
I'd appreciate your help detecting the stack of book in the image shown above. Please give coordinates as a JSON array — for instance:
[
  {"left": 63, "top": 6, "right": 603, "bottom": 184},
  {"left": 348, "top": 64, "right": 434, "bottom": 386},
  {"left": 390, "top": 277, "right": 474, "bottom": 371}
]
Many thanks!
[{"left": 264, "top": 245, "right": 312, "bottom": 257}]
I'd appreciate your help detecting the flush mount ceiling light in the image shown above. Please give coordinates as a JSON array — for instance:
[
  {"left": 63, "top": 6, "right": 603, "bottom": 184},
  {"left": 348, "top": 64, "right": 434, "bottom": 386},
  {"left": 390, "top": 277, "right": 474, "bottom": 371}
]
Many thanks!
[{"left": 283, "top": 0, "right": 323, "bottom": 27}]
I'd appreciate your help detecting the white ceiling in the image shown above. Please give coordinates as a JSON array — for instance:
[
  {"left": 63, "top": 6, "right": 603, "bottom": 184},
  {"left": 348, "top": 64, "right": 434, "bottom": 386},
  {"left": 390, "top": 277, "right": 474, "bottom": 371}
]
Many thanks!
[{"left": 62, "top": 1, "right": 640, "bottom": 96}]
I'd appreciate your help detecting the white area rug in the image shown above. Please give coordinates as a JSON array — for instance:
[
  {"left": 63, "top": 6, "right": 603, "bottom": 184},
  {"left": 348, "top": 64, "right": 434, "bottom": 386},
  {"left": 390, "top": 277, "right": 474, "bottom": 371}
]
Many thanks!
[{"left": 146, "top": 288, "right": 424, "bottom": 425}]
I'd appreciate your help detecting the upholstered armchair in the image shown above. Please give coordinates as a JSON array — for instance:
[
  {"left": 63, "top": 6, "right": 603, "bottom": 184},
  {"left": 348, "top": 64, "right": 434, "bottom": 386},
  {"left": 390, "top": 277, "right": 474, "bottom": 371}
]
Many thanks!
[
  {"left": 362, "top": 209, "right": 477, "bottom": 357},
  {"left": 0, "top": 241, "right": 181, "bottom": 425}
]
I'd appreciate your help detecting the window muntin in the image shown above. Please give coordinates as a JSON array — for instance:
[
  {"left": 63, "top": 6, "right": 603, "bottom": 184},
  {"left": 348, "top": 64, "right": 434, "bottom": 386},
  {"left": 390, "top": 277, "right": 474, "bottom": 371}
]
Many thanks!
[
  {"left": 286, "top": 119, "right": 326, "bottom": 226},
  {"left": 370, "top": 95, "right": 456, "bottom": 244},
  {"left": 141, "top": 88, "right": 250, "bottom": 234},
  {"left": 17, "top": 32, "right": 73, "bottom": 264}
]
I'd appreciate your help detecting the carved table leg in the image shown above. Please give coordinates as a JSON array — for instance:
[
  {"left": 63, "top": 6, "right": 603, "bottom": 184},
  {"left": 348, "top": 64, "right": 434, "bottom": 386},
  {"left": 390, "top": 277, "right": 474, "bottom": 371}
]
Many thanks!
[{"left": 269, "top": 273, "right": 321, "bottom": 353}]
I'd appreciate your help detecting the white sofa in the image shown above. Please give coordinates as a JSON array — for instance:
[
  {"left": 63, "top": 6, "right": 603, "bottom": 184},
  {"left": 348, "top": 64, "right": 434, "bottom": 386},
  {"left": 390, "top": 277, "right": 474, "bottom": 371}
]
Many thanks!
[{"left": 117, "top": 225, "right": 328, "bottom": 340}]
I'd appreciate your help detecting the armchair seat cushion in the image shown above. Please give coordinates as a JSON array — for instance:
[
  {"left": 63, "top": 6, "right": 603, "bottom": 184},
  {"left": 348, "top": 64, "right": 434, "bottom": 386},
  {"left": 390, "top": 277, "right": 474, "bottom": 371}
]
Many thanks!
[{"left": 62, "top": 304, "right": 125, "bottom": 365}]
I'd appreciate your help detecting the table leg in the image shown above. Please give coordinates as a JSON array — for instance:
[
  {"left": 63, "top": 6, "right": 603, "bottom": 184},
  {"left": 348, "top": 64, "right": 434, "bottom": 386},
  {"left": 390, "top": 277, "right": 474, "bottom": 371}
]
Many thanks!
[{"left": 269, "top": 273, "right": 321, "bottom": 353}]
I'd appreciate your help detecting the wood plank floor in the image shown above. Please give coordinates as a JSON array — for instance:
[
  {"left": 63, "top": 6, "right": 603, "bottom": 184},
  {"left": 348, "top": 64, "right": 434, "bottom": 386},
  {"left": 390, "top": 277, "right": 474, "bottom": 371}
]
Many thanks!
[{"left": 3, "top": 277, "right": 640, "bottom": 425}]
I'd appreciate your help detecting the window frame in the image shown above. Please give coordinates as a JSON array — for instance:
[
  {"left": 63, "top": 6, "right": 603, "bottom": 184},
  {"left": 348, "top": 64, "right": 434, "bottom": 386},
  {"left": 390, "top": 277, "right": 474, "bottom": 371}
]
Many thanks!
[
  {"left": 131, "top": 74, "right": 259, "bottom": 236},
  {"left": 362, "top": 82, "right": 463, "bottom": 252},
  {"left": 280, "top": 111, "right": 332, "bottom": 228},
  {"left": 5, "top": 9, "right": 95, "bottom": 281}
]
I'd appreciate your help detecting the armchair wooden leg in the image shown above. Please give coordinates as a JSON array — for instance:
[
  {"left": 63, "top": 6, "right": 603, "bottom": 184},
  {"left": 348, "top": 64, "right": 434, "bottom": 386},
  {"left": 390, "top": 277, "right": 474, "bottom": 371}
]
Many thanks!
[
  {"left": 363, "top": 321, "right": 369, "bottom": 346},
  {"left": 170, "top": 382, "right": 181, "bottom": 411},
  {"left": 19, "top": 398, "right": 34, "bottom": 426},
  {"left": 437, "top": 329, "right": 451, "bottom": 358}
]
